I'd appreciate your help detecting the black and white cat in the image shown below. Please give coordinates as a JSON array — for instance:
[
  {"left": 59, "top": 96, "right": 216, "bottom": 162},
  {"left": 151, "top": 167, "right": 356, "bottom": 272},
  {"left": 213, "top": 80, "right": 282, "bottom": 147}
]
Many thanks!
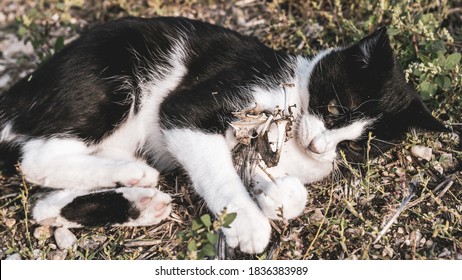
[{"left": 0, "top": 17, "right": 447, "bottom": 254}]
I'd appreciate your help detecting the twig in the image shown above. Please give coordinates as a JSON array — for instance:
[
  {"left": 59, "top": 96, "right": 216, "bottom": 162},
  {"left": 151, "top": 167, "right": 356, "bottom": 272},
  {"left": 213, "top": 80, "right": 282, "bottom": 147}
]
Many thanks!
[
  {"left": 405, "top": 177, "right": 453, "bottom": 209},
  {"left": 447, "top": 7, "right": 462, "bottom": 16},
  {"left": 124, "top": 239, "right": 162, "bottom": 247},
  {"left": 374, "top": 187, "right": 415, "bottom": 244},
  {"left": 0, "top": 193, "right": 19, "bottom": 200},
  {"left": 16, "top": 164, "right": 33, "bottom": 252},
  {"left": 436, "top": 181, "right": 454, "bottom": 199}
]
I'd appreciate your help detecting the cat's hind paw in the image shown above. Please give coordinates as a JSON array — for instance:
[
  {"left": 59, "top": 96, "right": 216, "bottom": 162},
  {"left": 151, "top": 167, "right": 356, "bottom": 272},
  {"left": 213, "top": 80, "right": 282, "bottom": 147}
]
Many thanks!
[
  {"left": 33, "top": 187, "right": 172, "bottom": 228},
  {"left": 118, "top": 187, "right": 172, "bottom": 226},
  {"left": 254, "top": 176, "right": 307, "bottom": 220}
]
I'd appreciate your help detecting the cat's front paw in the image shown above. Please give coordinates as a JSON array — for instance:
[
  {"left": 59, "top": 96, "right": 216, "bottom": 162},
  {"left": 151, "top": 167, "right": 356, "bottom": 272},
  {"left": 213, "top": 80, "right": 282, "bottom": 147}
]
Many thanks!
[
  {"left": 222, "top": 202, "right": 271, "bottom": 254},
  {"left": 254, "top": 176, "right": 307, "bottom": 220},
  {"left": 112, "top": 162, "right": 159, "bottom": 188}
]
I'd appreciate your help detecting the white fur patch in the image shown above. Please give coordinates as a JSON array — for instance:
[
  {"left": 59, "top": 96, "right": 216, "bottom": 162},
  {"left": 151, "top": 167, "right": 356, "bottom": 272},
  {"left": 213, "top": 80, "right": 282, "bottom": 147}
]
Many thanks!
[{"left": 20, "top": 138, "right": 159, "bottom": 189}]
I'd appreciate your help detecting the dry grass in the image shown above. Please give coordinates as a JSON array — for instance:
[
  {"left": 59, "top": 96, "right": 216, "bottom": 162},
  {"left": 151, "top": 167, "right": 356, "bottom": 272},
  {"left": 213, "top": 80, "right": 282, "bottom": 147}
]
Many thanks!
[{"left": 0, "top": 0, "right": 461, "bottom": 260}]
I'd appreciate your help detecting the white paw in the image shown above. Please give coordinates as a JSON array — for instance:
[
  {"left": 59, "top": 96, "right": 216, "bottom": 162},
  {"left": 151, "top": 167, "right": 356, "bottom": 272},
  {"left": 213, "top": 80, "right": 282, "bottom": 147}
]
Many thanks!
[
  {"left": 112, "top": 162, "right": 159, "bottom": 188},
  {"left": 118, "top": 187, "right": 172, "bottom": 226},
  {"left": 222, "top": 201, "right": 271, "bottom": 254},
  {"left": 255, "top": 176, "right": 307, "bottom": 220}
]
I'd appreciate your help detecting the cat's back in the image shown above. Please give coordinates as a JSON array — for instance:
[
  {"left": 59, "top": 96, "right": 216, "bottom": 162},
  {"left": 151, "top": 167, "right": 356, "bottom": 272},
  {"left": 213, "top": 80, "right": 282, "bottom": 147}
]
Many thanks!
[{"left": 0, "top": 17, "right": 260, "bottom": 142}]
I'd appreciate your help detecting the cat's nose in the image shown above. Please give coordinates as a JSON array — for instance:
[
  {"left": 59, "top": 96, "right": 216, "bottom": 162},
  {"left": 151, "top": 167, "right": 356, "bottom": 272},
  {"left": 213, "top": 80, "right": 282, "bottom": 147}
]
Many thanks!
[{"left": 308, "top": 135, "right": 329, "bottom": 154}]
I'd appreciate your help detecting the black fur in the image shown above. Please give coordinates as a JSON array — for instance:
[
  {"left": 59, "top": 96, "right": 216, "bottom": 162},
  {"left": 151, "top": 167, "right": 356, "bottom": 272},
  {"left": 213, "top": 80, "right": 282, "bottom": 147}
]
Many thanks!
[
  {"left": 307, "top": 27, "right": 447, "bottom": 162},
  {"left": 60, "top": 191, "right": 140, "bottom": 226}
]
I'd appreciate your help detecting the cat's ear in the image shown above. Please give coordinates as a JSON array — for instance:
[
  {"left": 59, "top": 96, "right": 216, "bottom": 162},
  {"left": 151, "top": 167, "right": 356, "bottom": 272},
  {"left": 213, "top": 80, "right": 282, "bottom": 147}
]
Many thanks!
[
  {"left": 403, "top": 98, "right": 449, "bottom": 132},
  {"left": 354, "top": 27, "right": 394, "bottom": 71}
]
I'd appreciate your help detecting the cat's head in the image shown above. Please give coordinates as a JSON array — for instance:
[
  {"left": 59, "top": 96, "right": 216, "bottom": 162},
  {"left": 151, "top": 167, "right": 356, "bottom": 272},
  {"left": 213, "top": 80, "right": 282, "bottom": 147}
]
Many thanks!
[{"left": 298, "top": 27, "right": 448, "bottom": 164}]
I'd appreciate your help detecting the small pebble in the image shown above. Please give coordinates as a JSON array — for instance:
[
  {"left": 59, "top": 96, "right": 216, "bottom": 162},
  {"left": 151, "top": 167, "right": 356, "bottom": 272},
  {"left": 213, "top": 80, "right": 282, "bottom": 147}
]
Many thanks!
[
  {"left": 54, "top": 227, "right": 77, "bottom": 250},
  {"left": 33, "top": 249, "right": 43, "bottom": 259},
  {"left": 48, "top": 250, "right": 68, "bottom": 260},
  {"left": 438, "top": 247, "right": 451, "bottom": 258},
  {"left": 0, "top": 74, "right": 11, "bottom": 88},
  {"left": 411, "top": 145, "right": 432, "bottom": 161},
  {"left": 5, "top": 218, "right": 16, "bottom": 228},
  {"left": 5, "top": 253, "right": 21, "bottom": 260},
  {"left": 450, "top": 133, "right": 460, "bottom": 145},
  {"left": 433, "top": 140, "right": 443, "bottom": 149},
  {"left": 432, "top": 161, "right": 444, "bottom": 175},
  {"left": 382, "top": 246, "right": 394, "bottom": 258},
  {"left": 414, "top": 230, "right": 422, "bottom": 244},
  {"left": 419, "top": 237, "right": 426, "bottom": 246},
  {"left": 33, "top": 225, "right": 53, "bottom": 240},
  {"left": 78, "top": 235, "right": 107, "bottom": 250},
  {"left": 310, "top": 209, "right": 324, "bottom": 222}
]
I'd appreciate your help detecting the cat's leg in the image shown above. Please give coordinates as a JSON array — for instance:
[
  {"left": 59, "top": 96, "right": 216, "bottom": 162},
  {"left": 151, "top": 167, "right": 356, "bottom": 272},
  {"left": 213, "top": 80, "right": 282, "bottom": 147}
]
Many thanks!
[
  {"left": 33, "top": 187, "right": 172, "bottom": 227},
  {"left": 164, "top": 129, "right": 271, "bottom": 254},
  {"left": 253, "top": 175, "right": 308, "bottom": 221},
  {"left": 20, "top": 138, "right": 159, "bottom": 190}
]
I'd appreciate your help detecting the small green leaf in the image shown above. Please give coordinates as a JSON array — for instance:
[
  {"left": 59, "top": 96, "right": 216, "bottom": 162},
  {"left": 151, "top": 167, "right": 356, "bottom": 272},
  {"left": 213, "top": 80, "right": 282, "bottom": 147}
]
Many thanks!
[
  {"left": 201, "top": 244, "right": 216, "bottom": 257},
  {"left": 444, "top": 53, "right": 461, "bottom": 70},
  {"left": 420, "top": 81, "right": 437, "bottom": 100},
  {"left": 387, "top": 27, "right": 400, "bottom": 36},
  {"left": 200, "top": 214, "right": 212, "bottom": 229},
  {"left": 56, "top": 3, "right": 65, "bottom": 11},
  {"left": 428, "top": 40, "right": 446, "bottom": 53},
  {"left": 437, "top": 55, "right": 446, "bottom": 67},
  {"left": 223, "top": 212, "right": 237, "bottom": 228},
  {"left": 177, "top": 252, "right": 186, "bottom": 260},
  {"left": 17, "top": 25, "right": 28, "bottom": 37},
  {"left": 187, "top": 240, "right": 197, "bottom": 252},
  {"left": 206, "top": 232, "right": 218, "bottom": 245},
  {"left": 191, "top": 220, "right": 203, "bottom": 231},
  {"left": 54, "top": 36, "right": 65, "bottom": 53},
  {"left": 435, "top": 75, "right": 452, "bottom": 90},
  {"left": 417, "top": 52, "right": 430, "bottom": 63},
  {"left": 420, "top": 73, "right": 427, "bottom": 81}
]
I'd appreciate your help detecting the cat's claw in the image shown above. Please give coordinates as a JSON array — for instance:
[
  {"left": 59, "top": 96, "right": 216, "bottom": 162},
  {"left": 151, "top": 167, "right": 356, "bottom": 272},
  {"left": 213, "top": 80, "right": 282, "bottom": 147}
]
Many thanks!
[
  {"left": 113, "top": 162, "right": 160, "bottom": 188},
  {"left": 221, "top": 202, "right": 271, "bottom": 254},
  {"left": 255, "top": 176, "right": 307, "bottom": 220}
]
